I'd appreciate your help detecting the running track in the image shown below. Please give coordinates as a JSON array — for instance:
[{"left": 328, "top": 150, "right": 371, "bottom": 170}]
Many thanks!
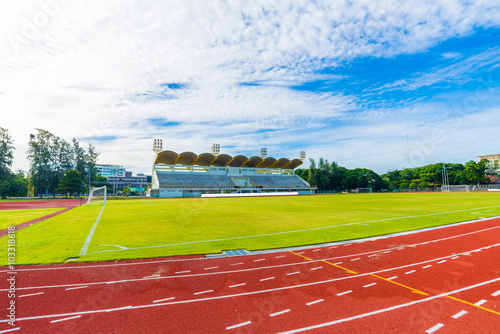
[{"left": 1, "top": 217, "right": 499, "bottom": 333}]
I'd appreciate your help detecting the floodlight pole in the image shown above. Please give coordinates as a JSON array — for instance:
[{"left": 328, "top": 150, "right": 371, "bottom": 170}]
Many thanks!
[{"left": 441, "top": 166, "right": 451, "bottom": 192}]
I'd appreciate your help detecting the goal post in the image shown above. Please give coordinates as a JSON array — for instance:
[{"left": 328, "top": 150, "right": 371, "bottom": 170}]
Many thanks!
[
  {"left": 355, "top": 188, "right": 372, "bottom": 194},
  {"left": 85, "top": 186, "right": 107, "bottom": 205}
]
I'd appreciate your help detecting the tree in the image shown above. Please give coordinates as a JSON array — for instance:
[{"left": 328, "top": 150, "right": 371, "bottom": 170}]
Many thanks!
[
  {"left": 0, "top": 128, "right": 15, "bottom": 198},
  {"left": 465, "top": 160, "right": 487, "bottom": 185},
  {"left": 57, "top": 170, "right": 84, "bottom": 198}
]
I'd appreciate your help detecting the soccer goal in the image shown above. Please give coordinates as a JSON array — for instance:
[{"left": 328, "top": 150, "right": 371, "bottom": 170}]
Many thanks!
[
  {"left": 355, "top": 188, "right": 372, "bottom": 194},
  {"left": 85, "top": 186, "right": 107, "bottom": 205}
]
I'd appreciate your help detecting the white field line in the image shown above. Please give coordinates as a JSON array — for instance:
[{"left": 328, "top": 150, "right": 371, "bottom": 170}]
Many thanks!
[
  {"left": 306, "top": 299, "right": 324, "bottom": 306},
  {"left": 175, "top": 270, "right": 191, "bottom": 274},
  {"left": 437, "top": 260, "right": 447, "bottom": 264},
  {"left": 6, "top": 242, "right": 500, "bottom": 292},
  {"left": 0, "top": 328, "right": 20, "bottom": 333},
  {"left": 260, "top": 277, "right": 274, "bottom": 282},
  {"left": 270, "top": 309, "right": 290, "bottom": 317},
  {"left": 475, "top": 299, "right": 487, "bottom": 306},
  {"left": 3, "top": 277, "right": 500, "bottom": 325},
  {"left": 363, "top": 283, "right": 376, "bottom": 288},
  {"left": 50, "top": 315, "right": 81, "bottom": 323},
  {"left": 65, "top": 286, "right": 88, "bottom": 291},
  {"left": 286, "top": 271, "right": 300, "bottom": 276},
  {"left": 337, "top": 290, "right": 352, "bottom": 296},
  {"left": 423, "top": 265, "right": 433, "bottom": 269},
  {"left": 275, "top": 255, "right": 286, "bottom": 258},
  {"left": 310, "top": 266, "right": 322, "bottom": 271},
  {"left": 492, "top": 290, "right": 500, "bottom": 297},
  {"left": 193, "top": 290, "right": 213, "bottom": 295},
  {"left": 387, "top": 276, "right": 398, "bottom": 280},
  {"left": 405, "top": 270, "right": 416, "bottom": 275},
  {"left": 425, "top": 323, "right": 444, "bottom": 333},
  {"left": 19, "top": 292, "right": 44, "bottom": 298},
  {"left": 79, "top": 202, "right": 107, "bottom": 256},
  {"left": 153, "top": 297, "right": 175, "bottom": 303},
  {"left": 229, "top": 283, "right": 246, "bottom": 288},
  {"left": 5, "top": 220, "right": 500, "bottom": 275},
  {"left": 84, "top": 207, "right": 500, "bottom": 255},
  {"left": 451, "top": 310, "right": 467, "bottom": 319},
  {"left": 226, "top": 321, "right": 251, "bottom": 330}
]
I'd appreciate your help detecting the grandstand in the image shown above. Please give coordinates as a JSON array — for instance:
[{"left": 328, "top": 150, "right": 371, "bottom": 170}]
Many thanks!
[{"left": 150, "top": 142, "right": 315, "bottom": 197}]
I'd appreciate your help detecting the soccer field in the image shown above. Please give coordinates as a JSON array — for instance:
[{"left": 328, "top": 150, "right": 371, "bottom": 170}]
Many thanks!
[{"left": 1, "top": 192, "right": 500, "bottom": 265}]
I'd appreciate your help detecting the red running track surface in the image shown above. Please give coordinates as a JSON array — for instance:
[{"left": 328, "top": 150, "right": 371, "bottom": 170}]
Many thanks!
[
  {"left": 1, "top": 217, "right": 499, "bottom": 333},
  {"left": 0, "top": 200, "right": 82, "bottom": 211}
]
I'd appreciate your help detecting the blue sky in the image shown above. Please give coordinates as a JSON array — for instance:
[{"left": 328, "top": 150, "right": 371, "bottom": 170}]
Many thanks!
[{"left": 1, "top": 1, "right": 499, "bottom": 174}]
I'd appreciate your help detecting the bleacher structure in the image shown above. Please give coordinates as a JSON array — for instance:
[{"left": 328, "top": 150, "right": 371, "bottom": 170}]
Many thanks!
[{"left": 150, "top": 142, "right": 315, "bottom": 198}]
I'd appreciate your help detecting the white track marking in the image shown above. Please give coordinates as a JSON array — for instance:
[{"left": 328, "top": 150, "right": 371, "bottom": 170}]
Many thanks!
[
  {"left": 153, "top": 297, "right": 175, "bottom": 303},
  {"left": 79, "top": 202, "right": 106, "bottom": 256},
  {"left": 254, "top": 258, "right": 266, "bottom": 262},
  {"left": 425, "top": 323, "right": 444, "bottom": 333},
  {"left": 19, "top": 292, "right": 44, "bottom": 298},
  {"left": 363, "top": 283, "right": 376, "bottom": 288},
  {"left": 343, "top": 244, "right": 351, "bottom": 246},
  {"left": 275, "top": 255, "right": 286, "bottom": 259},
  {"left": 382, "top": 251, "right": 391, "bottom": 254},
  {"left": 351, "top": 258, "right": 361, "bottom": 261},
  {"left": 451, "top": 310, "right": 467, "bottom": 319},
  {"left": 286, "top": 271, "right": 300, "bottom": 276},
  {"left": 204, "top": 266, "right": 218, "bottom": 270},
  {"left": 260, "top": 277, "right": 275, "bottom": 282},
  {"left": 337, "top": 290, "right": 352, "bottom": 296},
  {"left": 230, "top": 263, "right": 243, "bottom": 266},
  {"left": 229, "top": 283, "right": 246, "bottom": 288},
  {"left": 405, "top": 270, "right": 416, "bottom": 275},
  {"left": 270, "top": 309, "right": 290, "bottom": 317},
  {"left": 306, "top": 299, "right": 324, "bottom": 306},
  {"left": 226, "top": 321, "right": 251, "bottom": 330},
  {"left": 313, "top": 249, "right": 321, "bottom": 252},
  {"left": 368, "top": 254, "right": 377, "bottom": 257},
  {"left": 0, "top": 328, "right": 20, "bottom": 333},
  {"left": 193, "top": 290, "right": 213, "bottom": 295},
  {"left": 6, "top": 222, "right": 500, "bottom": 275},
  {"left": 143, "top": 274, "right": 160, "bottom": 279},
  {"left": 328, "top": 246, "right": 337, "bottom": 249},
  {"left": 334, "top": 262, "right": 343, "bottom": 265},
  {"left": 310, "top": 266, "right": 322, "bottom": 271},
  {"left": 7, "top": 242, "right": 499, "bottom": 292},
  {"left": 437, "top": 260, "right": 447, "bottom": 264},
  {"left": 65, "top": 286, "right": 88, "bottom": 291},
  {"left": 475, "top": 299, "right": 487, "bottom": 306},
  {"left": 451, "top": 256, "right": 459, "bottom": 259},
  {"left": 175, "top": 270, "right": 191, "bottom": 274},
  {"left": 4, "top": 277, "right": 500, "bottom": 325},
  {"left": 297, "top": 252, "right": 304, "bottom": 254},
  {"left": 50, "top": 315, "right": 81, "bottom": 323},
  {"left": 423, "top": 265, "right": 433, "bottom": 269},
  {"left": 387, "top": 276, "right": 398, "bottom": 280},
  {"left": 492, "top": 290, "right": 500, "bottom": 297},
  {"left": 105, "top": 306, "right": 131, "bottom": 312}
]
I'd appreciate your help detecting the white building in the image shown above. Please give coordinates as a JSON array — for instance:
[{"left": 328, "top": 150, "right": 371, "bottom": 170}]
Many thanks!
[{"left": 95, "top": 164, "right": 126, "bottom": 177}]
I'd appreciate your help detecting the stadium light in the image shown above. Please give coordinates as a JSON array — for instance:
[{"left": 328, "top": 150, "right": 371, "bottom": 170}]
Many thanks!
[
  {"left": 153, "top": 139, "right": 163, "bottom": 153},
  {"left": 259, "top": 148, "right": 267, "bottom": 159},
  {"left": 298, "top": 151, "right": 306, "bottom": 161},
  {"left": 211, "top": 143, "right": 220, "bottom": 156}
]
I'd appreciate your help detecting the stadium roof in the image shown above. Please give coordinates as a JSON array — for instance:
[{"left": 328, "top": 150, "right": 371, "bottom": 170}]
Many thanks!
[{"left": 154, "top": 150, "right": 303, "bottom": 169}]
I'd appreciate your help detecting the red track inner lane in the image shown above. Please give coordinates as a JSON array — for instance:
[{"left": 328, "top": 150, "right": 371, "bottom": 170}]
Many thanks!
[{"left": 1, "top": 217, "right": 499, "bottom": 333}]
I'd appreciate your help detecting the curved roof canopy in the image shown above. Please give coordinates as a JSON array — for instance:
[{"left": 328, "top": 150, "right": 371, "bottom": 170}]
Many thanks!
[{"left": 154, "top": 150, "right": 302, "bottom": 169}]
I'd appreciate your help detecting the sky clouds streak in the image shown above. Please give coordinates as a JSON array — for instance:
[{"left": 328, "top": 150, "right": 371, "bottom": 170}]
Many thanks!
[{"left": 1, "top": 0, "right": 499, "bottom": 174}]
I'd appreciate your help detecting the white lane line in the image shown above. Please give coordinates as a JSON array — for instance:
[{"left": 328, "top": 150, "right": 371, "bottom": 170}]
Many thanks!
[
  {"left": 193, "top": 290, "right": 213, "bottom": 295},
  {"left": 50, "top": 315, "right": 81, "bottom": 323},
  {"left": 492, "top": 290, "right": 500, "bottom": 297},
  {"left": 425, "top": 323, "right": 444, "bottom": 333},
  {"left": 297, "top": 252, "right": 304, "bottom": 254},
  {"left": 334, "top": 262, "right": 343, "bottom": 265},
  {"left": 367, "top": 254, "right": 377, "bottom": 257},
  {"left": 451, "top": 256, "right": 459, "bottom": 260},
  {"left": 387, "top": 276, "right": 398, "bottom": 280},
  {"left": 270, "top": 309, "right": 291, "bottom": 317},
  {"left": 351, "top": 258, "right": 361, "bottom": 261},
  {"left": 312, "top": 249, "right": 321, "bottom": 252},
  {"left": 275, "top": 255, "right": 286, "bottom": 259},
  {"left": 0, "top": 328, "right": 20, "bottom": 333},
  {"left": 175, "top": 270, "right": 191, "bottom": 274},
  {"left": 363, "top": 283, "right": 377, "bottom": 288},
  {"left": 328, "top": 246, "right": 337, "bottom": 249},
  {"left": 229, "top": 283, "right": 246, "bottom": 288},
  {"left": 475, "top": 299, "right": 487, "bottom": 306},
  {"left": 287, "top": 271, "right": 300, "bottom": 276},
  {"left": 153, "top": 297, "right": 175, "bottom": 303},
  {"left": 306, "top": 299, "right": 324, "bottom": 306},
  {"left": 276, "top": 277, "right": 500, "bottom": 334},
  {"left": 337, "top": 290, "right": 352, "bottom": 296},
  {"left": 254, "top": 258, "right": 266, "bottom": 262},
  {"left": 397, "top": 247, "right": 404, "bottom": 250},
  {"left": 437, "top": 260, "right": 447, "bottom": 264},
  {"left": 230, "top": 263, "right": 243, "bottom": 266},
  {"left": 382, "top": 251, "right": 391, "bottom": 254},
  {"left": 405, "top": 270, "right": 416, "bottom": 275},
  {"left": 310, "top": 266, "right": 322, "bottom": 271},
  {"left": 451, "top": 310, "right": 467, "bottom": 319},
  {"left": 423, "top": 265, "right": 433, "bottom": 269},
  {"left": 204, "top": 266, "right": 218, "bottom": 270},
  {"left": 227, "top": 321, "right": 251, "bottom": 330},
  {"left": 105, "top": 306, "right": 131, "bottom": 312},
  {"left": 260, "top": 277, "right": 275, "bottom": 282},
  {"left": 65, "top": 286, "right": 88, "bottom": 291},
  {"left": 5, "top": 277, "right": 500, "bottom": 326},
  {"left": 343, "top": 244, "right": 351, "bottom": 246},
  {"left": 143, "top": 275, "right": 160, "bottom": 279},
  {"left": 19, "top": 292, "right": 44, "bottom": 298}
]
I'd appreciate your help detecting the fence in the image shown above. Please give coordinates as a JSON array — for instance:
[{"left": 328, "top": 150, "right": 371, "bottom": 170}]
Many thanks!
[{"left": 442, "top": 184, "right": 500, "bottom": 192}]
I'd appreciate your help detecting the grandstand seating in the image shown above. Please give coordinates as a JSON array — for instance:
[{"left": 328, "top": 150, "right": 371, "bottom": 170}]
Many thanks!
[
  {"left": 249, "top": 175, "right": 309, "bottom": 188},
  {"left": 156, "top": 172, "right": 236, "bottom": 188}
]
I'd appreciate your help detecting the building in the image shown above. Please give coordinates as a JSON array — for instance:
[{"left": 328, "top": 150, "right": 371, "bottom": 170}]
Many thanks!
[
  {"left": 108, "top": 172, "right": 149, "bottom": 194},
  {"left": 95, "top": 164, "right": 126, "bottom": 177},
  {"left": 478, "top": 154, "right": 500, "bottom": 172},
  {"left": 150, "top": 147, "right": 315, "bottom": 198}
]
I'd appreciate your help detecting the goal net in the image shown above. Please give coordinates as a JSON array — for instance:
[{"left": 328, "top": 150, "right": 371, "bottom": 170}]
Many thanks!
[
  {"left": 85, "top": 186, "right": 107, "bottom": 206},
  {"left": 355, "top": 188, "right": 372, "bottom": 194}
]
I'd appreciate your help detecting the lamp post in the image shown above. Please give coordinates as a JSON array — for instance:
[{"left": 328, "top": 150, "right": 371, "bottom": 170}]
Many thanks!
[{"left": 441, "top": 166, "right": 451, "bottom": 192}]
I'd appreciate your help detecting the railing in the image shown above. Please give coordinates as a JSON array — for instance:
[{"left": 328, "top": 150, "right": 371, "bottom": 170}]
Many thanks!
[{"left": 158, "top": 184, "right": 312, "bottom": 189}]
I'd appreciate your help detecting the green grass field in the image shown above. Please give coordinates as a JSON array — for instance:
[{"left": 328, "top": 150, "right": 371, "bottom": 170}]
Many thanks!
[
  {"left": 0, "top": 208, "right": 62, "bottom": 230},
  {"left": 1, "top": 192, "right": 499, "bottom": 265}
]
